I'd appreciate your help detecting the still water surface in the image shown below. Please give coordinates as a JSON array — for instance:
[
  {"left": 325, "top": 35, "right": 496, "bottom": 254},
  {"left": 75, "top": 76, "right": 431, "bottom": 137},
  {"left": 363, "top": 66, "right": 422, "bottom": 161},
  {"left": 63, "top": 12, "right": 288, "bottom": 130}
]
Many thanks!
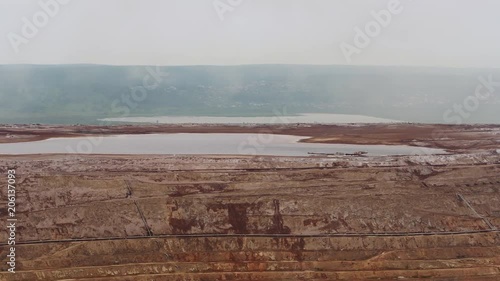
[{"left": 0, "top": 133, "right": 446, "bottom": 156}]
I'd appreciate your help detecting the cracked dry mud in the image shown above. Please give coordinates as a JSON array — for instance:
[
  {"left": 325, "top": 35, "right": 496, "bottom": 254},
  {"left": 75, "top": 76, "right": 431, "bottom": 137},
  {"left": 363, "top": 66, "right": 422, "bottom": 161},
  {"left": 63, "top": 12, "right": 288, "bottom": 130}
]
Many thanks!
[{"left": 0, "top": 150, "right": 499, "bottom": 280}]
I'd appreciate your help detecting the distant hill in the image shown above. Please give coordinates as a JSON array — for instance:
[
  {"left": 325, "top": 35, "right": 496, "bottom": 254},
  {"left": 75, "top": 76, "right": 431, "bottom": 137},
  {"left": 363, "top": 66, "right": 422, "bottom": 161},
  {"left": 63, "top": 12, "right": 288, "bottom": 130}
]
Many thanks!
[{"left": 0, "top": 64, "right": 498, "bottom": 124}]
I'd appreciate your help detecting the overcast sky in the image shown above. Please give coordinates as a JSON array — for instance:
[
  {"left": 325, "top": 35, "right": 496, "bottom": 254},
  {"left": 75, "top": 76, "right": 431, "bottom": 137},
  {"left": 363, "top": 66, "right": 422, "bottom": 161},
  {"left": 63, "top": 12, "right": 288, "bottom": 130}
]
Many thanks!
[{"left": 1, "top": 0, "right": 499, "bottom": 67}]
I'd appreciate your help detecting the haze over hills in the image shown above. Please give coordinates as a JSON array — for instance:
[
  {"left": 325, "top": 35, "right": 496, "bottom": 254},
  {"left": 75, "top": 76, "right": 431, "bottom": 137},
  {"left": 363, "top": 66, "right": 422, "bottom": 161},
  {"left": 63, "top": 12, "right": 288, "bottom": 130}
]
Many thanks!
[{"left": 0, "top": 64, "right": 499, "bottom": 124}]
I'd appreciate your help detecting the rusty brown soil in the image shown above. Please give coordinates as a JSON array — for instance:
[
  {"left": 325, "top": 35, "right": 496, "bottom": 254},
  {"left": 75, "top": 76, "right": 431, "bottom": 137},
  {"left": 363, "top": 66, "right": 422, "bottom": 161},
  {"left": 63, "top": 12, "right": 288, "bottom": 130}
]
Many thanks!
[
  {"left": 1, "top": 123, "right": 500, "bottom": 152},
  {"left": 0, "top": 124, "right": 499, "bottom": 280}
]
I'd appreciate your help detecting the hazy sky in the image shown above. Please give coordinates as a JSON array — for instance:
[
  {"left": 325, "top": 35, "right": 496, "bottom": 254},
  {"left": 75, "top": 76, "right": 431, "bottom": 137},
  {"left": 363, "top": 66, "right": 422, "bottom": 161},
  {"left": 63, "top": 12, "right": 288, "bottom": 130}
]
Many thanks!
[{"left": 1, "top": 0, "right": 499, "bottom": 67}]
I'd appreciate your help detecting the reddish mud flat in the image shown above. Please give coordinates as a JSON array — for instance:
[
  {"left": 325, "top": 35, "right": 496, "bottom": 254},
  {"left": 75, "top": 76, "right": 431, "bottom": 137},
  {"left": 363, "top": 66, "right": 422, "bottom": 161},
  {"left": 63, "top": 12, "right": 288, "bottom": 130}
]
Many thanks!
[{"left": 0, "top": 150, "right": 499, "bottom": 280}]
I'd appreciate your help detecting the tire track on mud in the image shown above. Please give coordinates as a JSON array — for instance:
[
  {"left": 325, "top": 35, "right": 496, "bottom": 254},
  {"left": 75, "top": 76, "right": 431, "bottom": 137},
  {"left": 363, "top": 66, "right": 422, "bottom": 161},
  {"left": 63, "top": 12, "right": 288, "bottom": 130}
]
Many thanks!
[{"left": 5, "top": 229, "right": 500, "bottom": 246}]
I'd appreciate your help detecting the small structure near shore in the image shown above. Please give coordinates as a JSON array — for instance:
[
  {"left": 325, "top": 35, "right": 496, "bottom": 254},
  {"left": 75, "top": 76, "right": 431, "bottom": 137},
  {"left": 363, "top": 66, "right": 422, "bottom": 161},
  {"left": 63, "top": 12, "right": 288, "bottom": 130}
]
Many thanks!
[{"left": 308, "top": 151, "right": 368, "bottom": 157}]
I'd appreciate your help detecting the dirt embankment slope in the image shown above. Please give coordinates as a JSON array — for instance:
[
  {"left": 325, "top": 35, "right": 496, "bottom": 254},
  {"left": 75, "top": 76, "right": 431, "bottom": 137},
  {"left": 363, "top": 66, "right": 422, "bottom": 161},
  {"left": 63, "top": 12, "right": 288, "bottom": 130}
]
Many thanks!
[{"left": 0, "top": 153, "right": 499, "bottom": 280}]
